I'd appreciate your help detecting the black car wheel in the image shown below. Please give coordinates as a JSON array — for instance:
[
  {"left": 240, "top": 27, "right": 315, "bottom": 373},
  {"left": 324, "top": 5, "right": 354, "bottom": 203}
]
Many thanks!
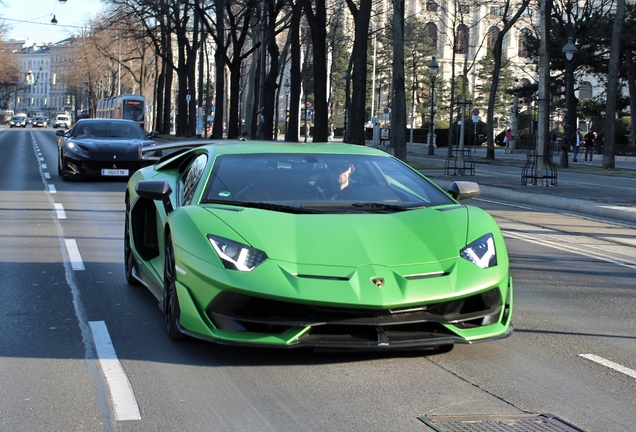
[
  {"left": 164, "top": 233, "right": 187, "bottom": 340},
  {"left": 124, "top": 196, "right": 141, "bottom": 286},
  {"left": 58, "top": 154, "right": 68, "bottom": 181}
]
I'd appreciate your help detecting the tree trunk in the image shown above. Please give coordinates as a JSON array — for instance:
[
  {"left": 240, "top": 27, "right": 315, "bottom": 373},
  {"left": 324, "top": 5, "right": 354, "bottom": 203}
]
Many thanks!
[
  {"left": 346, "top": 0, "right": 371, "bottom": 145},
  {"left": 302, "top": 0, "right": 329, "bottom": 142},
  {"left": 391, "top": 0, "right": 407, "bottom": 161},
  {"left": 603, "top": 0, "right": 625, "bottom": 169}
]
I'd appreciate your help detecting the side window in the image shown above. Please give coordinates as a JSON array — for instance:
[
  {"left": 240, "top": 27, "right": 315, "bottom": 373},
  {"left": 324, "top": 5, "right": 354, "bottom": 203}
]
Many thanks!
[{"left": 182, "top": 154, "right": 208, "bottom": 206}]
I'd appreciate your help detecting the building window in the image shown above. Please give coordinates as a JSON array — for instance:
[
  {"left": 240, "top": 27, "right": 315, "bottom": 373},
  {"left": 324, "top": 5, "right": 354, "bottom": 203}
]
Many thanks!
[
  {"left": 518, "top": 28, "right": 531, "bottom": 58},
  {"left": 487, "top": 27, "right": 500, "bottom": 50},
  {"left": 455, "top": 25, "right": 469, "bottom": 54},
  {"left": 579, "top": 82, "right": 593, "bottom": 99},
  {"left": 490, "top": 6, "right": 502, "bottom": 16},
  {"left": 426, "top": 1, "right": 438, "bottom": 12},
  {"left": 427, "top": 22, "right": 438, "bottom": 52}
]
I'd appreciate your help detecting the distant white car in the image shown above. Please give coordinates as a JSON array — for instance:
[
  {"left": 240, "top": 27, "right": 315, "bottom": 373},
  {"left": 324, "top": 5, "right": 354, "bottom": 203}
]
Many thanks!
[{"left": 53, "top": 114, "right": 71, "bottom": 129}]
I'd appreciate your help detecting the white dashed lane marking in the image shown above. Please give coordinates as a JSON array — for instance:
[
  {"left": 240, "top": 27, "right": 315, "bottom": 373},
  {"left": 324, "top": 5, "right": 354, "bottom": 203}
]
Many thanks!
[
  {"left": 64, "top": 239, "right": 85, "bottom": 270},
  {"left": 89, "top": 321, "right": 141, "bottom": 421},
  {"left": 54, "top": 203, "right": 66, "bottom": 219},
  {"left": 580, "top": 354, "right": 636, "bottom": 380}
]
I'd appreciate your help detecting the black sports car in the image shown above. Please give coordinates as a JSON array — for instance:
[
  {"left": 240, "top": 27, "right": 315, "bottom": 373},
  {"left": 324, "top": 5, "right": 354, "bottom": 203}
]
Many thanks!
[{"left": 57, "top": 118, "right": 158, "bottom": 180}]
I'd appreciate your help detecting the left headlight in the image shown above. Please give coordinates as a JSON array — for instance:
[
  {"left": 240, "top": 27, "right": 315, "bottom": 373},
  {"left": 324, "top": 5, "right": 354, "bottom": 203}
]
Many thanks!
[
  {"left": 207, "top": 235, "right": 268, "bottom": 272},
  {"left": 460, "top": 233, "right": 497, "bottom": 269}
]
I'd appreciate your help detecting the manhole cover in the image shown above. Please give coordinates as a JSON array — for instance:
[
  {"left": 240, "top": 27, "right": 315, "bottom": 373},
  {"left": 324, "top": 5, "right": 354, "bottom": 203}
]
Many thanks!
[{"left": 418, "top": 413, "right": 586, "bottom": 431}]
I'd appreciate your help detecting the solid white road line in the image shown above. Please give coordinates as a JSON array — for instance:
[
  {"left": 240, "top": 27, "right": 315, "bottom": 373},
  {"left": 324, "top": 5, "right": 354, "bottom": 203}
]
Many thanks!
[
  {"left": 54, "top": 203, "right": 66, "bottom": 219},
  {"left": 64, "top": 239, "right": 85, "bottom": 270},
  {"left": 89, "top": 321, "right": 141, "bottom": 421},
  {"left": 580, "top": 354, "right": 636, "bottom": 380}
]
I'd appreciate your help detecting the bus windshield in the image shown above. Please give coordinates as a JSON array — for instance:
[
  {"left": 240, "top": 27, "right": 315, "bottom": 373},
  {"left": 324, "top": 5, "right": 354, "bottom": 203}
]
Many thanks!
[{"left": 122, "top": 100, "right": 145, "bottom": 122}]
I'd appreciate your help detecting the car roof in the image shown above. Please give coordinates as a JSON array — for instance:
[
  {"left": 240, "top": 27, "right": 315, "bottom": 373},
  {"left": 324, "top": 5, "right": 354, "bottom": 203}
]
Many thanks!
[
  {"left": 153, "top": 141, "right": 388, "bottom": 168},
  {"left": 199, "top": 141, "right": 387, "bottom": 157},
  {"left": 75, "top": 118, "right": 138, "bottom": 125}
]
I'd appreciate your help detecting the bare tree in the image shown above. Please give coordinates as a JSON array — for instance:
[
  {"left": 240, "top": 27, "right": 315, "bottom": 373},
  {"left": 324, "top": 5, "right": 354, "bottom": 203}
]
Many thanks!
[
  {"left": 344, "top": 0, "right": 372, "bottom": 145},
  {"left": 603, "top": 0, "right": 625, "bottom": 169},
  {"left": 390, "top": 0, "right": 407, "bottom": 160},
  {"left": 301, "top": 0, "right": 329, "bottom": 142},
  {"left": 483, "top": 0, "right": 531, "bottom": 160}
]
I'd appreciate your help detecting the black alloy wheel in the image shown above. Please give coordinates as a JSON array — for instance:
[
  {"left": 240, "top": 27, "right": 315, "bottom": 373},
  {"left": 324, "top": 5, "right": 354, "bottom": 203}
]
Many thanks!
[
  {"left": 164, "top": 233, "right": 187, "bottom": 340},
  {"left": 57, "top": 154, "right": 68, "bottom": 181},
  {"left": 124, "top": 196, "right": 140, "bottom": 286}
]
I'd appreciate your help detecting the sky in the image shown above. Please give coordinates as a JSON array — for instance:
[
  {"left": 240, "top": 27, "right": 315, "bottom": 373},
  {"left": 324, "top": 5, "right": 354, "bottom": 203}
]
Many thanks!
[{"left": 2, "top": 0, "right": 104, "bottom": 43}]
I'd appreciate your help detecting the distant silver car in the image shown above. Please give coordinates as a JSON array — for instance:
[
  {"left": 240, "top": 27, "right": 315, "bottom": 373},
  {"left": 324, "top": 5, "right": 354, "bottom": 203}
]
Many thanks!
[{"left": 9, "top": 114, "right": 27, "bottom": 128}]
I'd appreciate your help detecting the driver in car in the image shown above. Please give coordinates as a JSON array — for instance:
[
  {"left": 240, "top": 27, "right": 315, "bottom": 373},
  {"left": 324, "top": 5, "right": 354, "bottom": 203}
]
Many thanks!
[
  {"left": 316, "top": 162, "right": 356, "bottom": 199},
  {"left": 80, "top": 126, "right": 93, "bottom": 137}
]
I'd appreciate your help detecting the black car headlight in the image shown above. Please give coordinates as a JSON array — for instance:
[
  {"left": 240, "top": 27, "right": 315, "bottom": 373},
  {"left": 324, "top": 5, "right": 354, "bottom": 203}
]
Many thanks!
[
  {"left": 66, "top": 141, "right": 90, "bottom": 158},
  {"left": 208, "top": 235, "right": 268, "bottom": 272},
  {"left": 460, "top": 233, "right": 497, "bottom": 268}
]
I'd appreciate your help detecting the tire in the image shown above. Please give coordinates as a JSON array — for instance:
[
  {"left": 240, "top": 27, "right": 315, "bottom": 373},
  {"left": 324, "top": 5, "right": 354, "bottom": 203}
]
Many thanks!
[
  {"left": 164, "top": 233, "right": 188, "bottom": 340},
  {"left": 58, "top": 155, "right": 68, "bottom": 181},
  {"left": 124, "top": 196, "right": 141, "bottom": 286}
]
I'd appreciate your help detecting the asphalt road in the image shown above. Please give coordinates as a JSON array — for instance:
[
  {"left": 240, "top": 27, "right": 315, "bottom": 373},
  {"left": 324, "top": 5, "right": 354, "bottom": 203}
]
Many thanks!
[{"left": 1, "top": 128, "right": 635, "bottom": 432}]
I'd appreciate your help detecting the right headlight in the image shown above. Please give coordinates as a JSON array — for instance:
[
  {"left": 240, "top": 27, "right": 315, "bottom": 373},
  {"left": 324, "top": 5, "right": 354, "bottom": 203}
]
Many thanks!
[
  {"left": 207, "top": 235, "right": 268, "bottom": 272},
  {"left": 460, "top": 233, "right": 497, "bottom": 269}
]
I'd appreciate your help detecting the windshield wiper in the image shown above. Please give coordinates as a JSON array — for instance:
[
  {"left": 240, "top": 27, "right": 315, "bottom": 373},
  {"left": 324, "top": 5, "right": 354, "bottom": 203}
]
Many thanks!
[
  {"left": 351, "top": 202, "right": 427, "bottom": 212},
  {"left": 297, "top": 202, "right": 426, "bottom": 213},
  {"left": 204, "top": 200, "right": 319, "bottom": 214}
]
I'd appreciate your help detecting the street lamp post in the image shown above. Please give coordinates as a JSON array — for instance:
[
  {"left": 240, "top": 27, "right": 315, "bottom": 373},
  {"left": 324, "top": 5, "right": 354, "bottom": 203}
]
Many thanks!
[
  {"left": 560, "top": 37, "right": 577, "bottom": 168},
  {"left": 284, "top": 78, "right": 290, "bottom": 138},
  {"left": 427, "top": 57, "right": 439, "bottom": 156},
  {"left": 238, "top": 85, "right": 243, "bottom": 136},
  {"left": 510, "top": 81, "right": 521, "bottom": 154},
  {"left": 343, "top": 71, "right": 351, "bottom": 143}
]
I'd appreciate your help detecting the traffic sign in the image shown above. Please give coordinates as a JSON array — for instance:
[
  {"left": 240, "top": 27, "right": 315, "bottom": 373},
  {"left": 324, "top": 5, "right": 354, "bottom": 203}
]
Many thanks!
[{"left": 472, "top": 108, "right": 479, "bottom": 116}]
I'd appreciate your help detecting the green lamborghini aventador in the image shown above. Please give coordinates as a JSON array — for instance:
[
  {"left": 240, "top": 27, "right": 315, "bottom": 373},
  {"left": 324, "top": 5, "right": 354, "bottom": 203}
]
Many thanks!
[{"left": 124, "top": 140, "right": 512, "bottom": 350}]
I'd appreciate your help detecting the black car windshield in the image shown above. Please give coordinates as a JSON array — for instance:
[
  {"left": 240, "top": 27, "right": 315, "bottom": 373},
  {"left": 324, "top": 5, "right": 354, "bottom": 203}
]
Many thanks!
[
  {"left": 202, "top": 153, "right": 454, "bottom": 209},
  {"left": 70, "top": 121, "right": 147, "bottom": 140}
]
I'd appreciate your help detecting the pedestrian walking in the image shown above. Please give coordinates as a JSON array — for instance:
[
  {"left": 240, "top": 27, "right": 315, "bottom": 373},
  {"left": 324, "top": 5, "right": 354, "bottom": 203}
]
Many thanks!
[
  {"left": 572, "top": 129, "right": 581, "bottom": 162},
  {"left": 503, "top": 128, "right": 511, "bottom": 153},
  {"left": 584, "top": 131, "right": 595, "bottom": 162}
]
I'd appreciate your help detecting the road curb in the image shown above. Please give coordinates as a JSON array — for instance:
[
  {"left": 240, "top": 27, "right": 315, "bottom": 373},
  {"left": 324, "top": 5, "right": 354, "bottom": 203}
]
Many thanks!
[{"left": 433, "top": 179, "right": 636, "bottom": 224}]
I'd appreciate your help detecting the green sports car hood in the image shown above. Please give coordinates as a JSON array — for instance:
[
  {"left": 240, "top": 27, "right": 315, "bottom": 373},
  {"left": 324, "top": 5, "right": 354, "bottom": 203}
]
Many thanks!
[{"left": 204, "top": 204, "right": 473, "bottom": 268}]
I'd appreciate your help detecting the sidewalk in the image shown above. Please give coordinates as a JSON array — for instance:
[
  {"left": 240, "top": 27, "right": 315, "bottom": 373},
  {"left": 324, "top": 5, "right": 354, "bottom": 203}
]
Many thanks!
[{"left": 405, "top": 145, "right": 636, "bottom": 224}]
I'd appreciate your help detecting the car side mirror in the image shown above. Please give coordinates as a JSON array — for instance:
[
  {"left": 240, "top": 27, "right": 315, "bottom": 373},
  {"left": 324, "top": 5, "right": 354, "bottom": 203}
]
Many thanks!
[
  {"left": 448, "top": 181, "right": 481, "bottom": 201},
  {"left": 135, "top": 180, "right": 174, "bottom": 214},
  {"left": 148, "top": 131, "right": 159, "bottom": 138},
  {"left": 55, "top": 130, "right": 66, "bottom": 137}
]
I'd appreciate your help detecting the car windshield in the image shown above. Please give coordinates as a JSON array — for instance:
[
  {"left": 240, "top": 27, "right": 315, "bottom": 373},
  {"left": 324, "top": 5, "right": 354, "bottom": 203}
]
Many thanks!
[
  {"left": 70, "top": 121, "right": 147, "bottom": 140},
  {"left": 202, "top": 153, "right": 454, "bottom": 210}
]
